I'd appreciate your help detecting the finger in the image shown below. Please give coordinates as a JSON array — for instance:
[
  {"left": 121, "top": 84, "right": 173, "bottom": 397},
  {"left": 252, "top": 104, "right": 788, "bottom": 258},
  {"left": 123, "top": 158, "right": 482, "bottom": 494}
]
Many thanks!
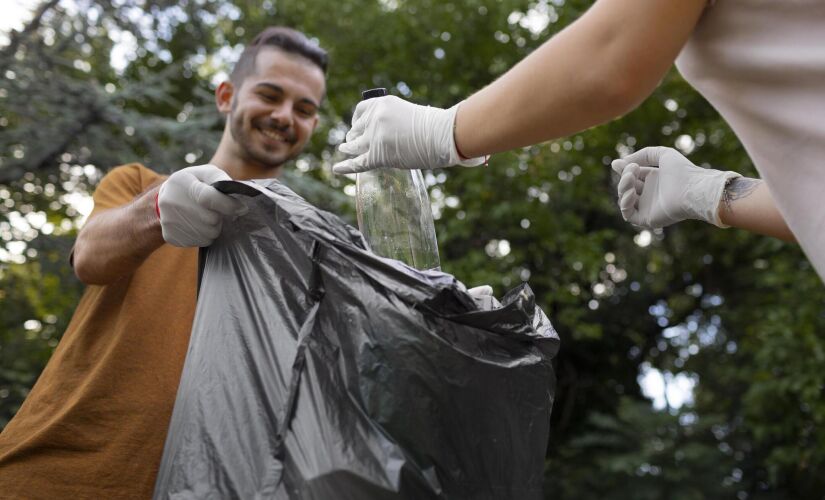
[
  {"left": 626, "top": 210, "right": 648, "bottom": 228},
  {"left": 338, "top": 134, "right": 369, "bottom": 156},
  {"left": 199, "top": 209, "right": 220, "bottom": 227},
  {"left": 624, "top": 163, "right": 647, "bottom": 194},
  {"left": 192, "top": 183, "right": 246, "bottom": 216},
  {"left": 332, "top": 153, "right": 370, "bottom": 175},
  {"left": 632, "top": 170, "right": 659, "bottom": 228},
  {"left": 619, "top": 188, "right": 638, "bottom": 221},
  {"left": 200, "top": 219, "right": 222, "bottom": 241},
  {"left": 344, "top": 127, "right": 362, "bottom": 144},
  {"left": 346, "top": 99, "right": 378, "bottom": 139},
  {"left": 621, "top": 146, "right": 671, "bottom": 167},
  {"left": 611, "top": 158, "right": 628, "bottom": 175},
  {"left": 351, "top": 98, "right": 378, "bottom": 123},
  {"left": 621, "top": 163, "right": 656, "bottom": 187},
  {"left": 638, "top": 166, "right": 655, "bottom": 181},
  {"left": 617, "top": 166, "right": 638, "bottom": 194}
]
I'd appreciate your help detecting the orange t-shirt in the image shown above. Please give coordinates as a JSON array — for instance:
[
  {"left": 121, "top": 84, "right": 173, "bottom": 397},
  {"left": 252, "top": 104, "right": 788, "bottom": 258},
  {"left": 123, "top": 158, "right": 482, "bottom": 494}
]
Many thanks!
[{"left": 0, "top": 164, "right": 198, "bottom": 499}]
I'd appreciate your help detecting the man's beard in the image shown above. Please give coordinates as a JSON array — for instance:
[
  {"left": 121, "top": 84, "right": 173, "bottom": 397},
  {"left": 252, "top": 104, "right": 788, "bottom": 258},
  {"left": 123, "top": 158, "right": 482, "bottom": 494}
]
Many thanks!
[{"left": 228, "top": 108, "right": 297, "bottom": 169}]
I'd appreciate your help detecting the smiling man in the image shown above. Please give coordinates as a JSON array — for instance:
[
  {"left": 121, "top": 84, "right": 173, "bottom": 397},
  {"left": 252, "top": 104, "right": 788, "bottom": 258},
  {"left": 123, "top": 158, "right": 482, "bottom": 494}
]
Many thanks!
[
  {"left": 215, "top": 36, "right": 325, "bottom": 180},
  {"left": 0, "top": 27, "right": 327, "bottom": 499}
]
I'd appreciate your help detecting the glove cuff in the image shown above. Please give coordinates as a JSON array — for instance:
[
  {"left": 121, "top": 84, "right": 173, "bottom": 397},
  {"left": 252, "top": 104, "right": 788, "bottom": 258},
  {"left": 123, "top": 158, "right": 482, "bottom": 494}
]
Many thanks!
[
  {"left": 447, "top": 103, "right": 486, "bottom": 167},
  {"left": 706, "top": 171, "right": 742, "bottom": 228}
]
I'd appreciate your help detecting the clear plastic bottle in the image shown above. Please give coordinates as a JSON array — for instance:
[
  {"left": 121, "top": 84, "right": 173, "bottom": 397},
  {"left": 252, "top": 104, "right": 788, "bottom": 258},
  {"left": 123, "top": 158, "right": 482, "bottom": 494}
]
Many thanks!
[{"left": 355, "top": 88, "right": 441, "bottom": 271}]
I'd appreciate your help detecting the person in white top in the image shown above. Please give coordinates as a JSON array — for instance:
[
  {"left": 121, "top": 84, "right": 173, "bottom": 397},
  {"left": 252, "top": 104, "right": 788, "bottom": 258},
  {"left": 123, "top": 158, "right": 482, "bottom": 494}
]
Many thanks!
[{"left": 333, "top": 0, "right": 824, "bottom": 281}]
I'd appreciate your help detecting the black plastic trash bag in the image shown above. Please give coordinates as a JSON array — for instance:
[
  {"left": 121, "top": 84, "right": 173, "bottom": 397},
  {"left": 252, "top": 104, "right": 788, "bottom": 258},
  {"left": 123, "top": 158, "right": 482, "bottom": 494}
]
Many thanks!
[{"left": 153, "top": 179, "right": 560, "bottom": 500}]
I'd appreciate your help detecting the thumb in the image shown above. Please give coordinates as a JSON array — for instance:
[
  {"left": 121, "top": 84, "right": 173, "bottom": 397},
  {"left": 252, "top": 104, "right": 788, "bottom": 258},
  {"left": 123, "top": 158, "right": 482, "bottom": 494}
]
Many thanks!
[
  {"left": 338, "top": 134, "right": 369, "bottom": 157},
  {"left": 332, "top": 153, "right": 372, "bottom": 175},
  {"left": 187, "top": 164, "right": 232, "bottom": 184},
  {"left": 191, "top": 182, "right": 246, "bottom": 216}
]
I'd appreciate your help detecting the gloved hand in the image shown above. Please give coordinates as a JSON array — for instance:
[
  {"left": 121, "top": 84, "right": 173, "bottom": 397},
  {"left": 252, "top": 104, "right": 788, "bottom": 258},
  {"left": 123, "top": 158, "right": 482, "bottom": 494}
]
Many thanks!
[
  {"left": 611, "top": 146, "right": 741, "bottom": 228},
  {"left": 332, "top": 96, "right": 485, "bottom": 174},
  {"left": 157, "top": 164, "right": 248, "bottom": 247},
  {"left": 467, "top": 284, "right": 500, "bottom": 309}
]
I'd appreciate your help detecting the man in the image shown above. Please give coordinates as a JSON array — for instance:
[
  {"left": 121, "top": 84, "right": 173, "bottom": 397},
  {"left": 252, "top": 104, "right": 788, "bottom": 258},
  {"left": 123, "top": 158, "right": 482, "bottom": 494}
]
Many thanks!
[{"left": 0, "top": 26, "right": 327, "bottom": 499}]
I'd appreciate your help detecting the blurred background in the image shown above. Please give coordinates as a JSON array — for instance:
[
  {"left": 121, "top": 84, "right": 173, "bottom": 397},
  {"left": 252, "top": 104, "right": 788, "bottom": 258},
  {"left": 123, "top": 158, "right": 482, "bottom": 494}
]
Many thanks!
[{"left": 1, "top": 1, "right": 824, "bottom": 498}]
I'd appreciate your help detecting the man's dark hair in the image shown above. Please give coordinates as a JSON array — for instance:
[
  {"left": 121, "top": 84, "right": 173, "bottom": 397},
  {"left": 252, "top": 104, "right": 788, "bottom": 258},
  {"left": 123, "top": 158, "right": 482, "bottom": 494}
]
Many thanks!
[{"left": 230, "top": 26, "right": 328, "bottom": 87}]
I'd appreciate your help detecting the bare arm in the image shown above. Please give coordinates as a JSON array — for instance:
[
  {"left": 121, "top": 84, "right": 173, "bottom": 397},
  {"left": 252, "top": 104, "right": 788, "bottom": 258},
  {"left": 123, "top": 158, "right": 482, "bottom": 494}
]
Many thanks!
[
  {"left": 455, "top": 0, "right": 708, "bottom": 157},
  {"left": 72, "top": 183, "right": 165, "bottom": 285},
  {"left": 719, "top": 178, "right": 795, "bottom": 242}
]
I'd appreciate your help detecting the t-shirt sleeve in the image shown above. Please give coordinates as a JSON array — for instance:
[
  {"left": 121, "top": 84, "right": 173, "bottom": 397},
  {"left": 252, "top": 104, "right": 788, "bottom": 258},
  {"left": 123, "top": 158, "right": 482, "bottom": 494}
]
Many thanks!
[{"left": 88, "top": 163, "right": 159, "bottom": 219}]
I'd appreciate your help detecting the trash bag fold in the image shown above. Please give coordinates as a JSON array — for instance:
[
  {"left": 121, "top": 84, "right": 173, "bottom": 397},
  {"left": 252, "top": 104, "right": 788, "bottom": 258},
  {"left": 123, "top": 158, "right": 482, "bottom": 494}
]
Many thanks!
[{"left": 154, "top": 179, "right": 560, "bottom": 500}]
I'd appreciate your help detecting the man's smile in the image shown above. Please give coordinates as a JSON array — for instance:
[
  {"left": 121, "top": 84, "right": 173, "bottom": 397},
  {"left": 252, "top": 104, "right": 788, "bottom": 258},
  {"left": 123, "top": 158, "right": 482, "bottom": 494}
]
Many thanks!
[{"left": 257, "top": 126, "right": 295, "bottom": 144}]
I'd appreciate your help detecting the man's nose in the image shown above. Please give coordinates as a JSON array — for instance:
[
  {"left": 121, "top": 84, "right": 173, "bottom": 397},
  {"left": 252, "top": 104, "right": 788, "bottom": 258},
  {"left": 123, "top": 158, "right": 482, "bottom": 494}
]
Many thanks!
[{"left": 269, "top": 102, "right": 294, "bottom": 128}]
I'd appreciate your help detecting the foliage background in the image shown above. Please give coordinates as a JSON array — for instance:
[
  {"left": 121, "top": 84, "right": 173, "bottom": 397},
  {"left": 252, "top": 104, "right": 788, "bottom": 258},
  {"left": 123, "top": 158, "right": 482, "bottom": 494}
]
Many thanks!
[{"left": 1, "top": 1, "right": 823, "bottom": 498}]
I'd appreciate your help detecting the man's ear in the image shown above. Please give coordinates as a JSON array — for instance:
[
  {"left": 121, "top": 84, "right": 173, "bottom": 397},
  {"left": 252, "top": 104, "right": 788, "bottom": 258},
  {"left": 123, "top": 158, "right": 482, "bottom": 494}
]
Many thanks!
[{"left": 215, "top": 81, "right": 234, "bottom": 114}]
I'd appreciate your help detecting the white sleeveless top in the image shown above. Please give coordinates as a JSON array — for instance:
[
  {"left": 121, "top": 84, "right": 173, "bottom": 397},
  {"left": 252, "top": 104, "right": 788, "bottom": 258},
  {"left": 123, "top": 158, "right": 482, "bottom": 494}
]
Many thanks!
[{"left": 676, "top": 0, "right": 825, "bottom": 281}]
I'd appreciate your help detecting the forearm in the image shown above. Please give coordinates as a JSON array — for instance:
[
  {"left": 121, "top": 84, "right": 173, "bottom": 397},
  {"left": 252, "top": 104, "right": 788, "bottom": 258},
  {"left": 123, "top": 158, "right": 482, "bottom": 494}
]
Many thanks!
[
  {"left": 73, "top": 183, "right": 165, "bottom": 284},
  {"left": 455, "top": 0, "right": 707, "bottom": 157},
  {"left": 718, "top": 178, "right": 795, "bottom": 242}
]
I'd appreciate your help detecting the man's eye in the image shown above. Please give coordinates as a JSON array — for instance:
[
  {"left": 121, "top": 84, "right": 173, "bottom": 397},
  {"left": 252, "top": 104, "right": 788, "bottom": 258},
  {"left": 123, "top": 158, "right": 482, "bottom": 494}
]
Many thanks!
[
  {"left": 297, "top": 108, "right": 315, "bottom": 117},
  {"left": 260, "top": 94, "right": 279, "bottom": 102}
]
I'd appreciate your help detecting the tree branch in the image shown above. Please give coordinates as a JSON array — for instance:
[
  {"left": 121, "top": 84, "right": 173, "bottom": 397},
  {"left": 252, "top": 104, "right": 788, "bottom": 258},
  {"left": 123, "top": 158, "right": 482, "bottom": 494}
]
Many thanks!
[
  {"left": 0, "top": 107, "right": 101, "bottom": 184},
  {"left": 0, "top": 0, "right": 61, "bottom": 66}
]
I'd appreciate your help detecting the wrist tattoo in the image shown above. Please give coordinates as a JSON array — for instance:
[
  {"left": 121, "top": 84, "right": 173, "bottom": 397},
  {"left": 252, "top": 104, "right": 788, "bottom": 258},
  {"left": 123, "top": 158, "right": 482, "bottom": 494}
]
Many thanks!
[{"left": 722, "top": 177, "right": 762, "bottom": 211}]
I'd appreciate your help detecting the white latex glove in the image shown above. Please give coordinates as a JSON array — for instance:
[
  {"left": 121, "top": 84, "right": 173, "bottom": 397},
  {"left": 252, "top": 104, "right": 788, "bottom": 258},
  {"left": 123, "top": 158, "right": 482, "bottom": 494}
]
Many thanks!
[
  {"left": 157, "top": 164, "right": 248, "bottom": 247},
  {"left": 611, "top": 147, "right": 741, "bottom": 228},
  {"left": 332, "top": 96, "right": 485, "bottom": 174},
  {"left": 468, "top": 285, "right": 493, "bottom": 297},
  {"left": 467, "top": 285, "right": 500, "bottom": 309}
]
